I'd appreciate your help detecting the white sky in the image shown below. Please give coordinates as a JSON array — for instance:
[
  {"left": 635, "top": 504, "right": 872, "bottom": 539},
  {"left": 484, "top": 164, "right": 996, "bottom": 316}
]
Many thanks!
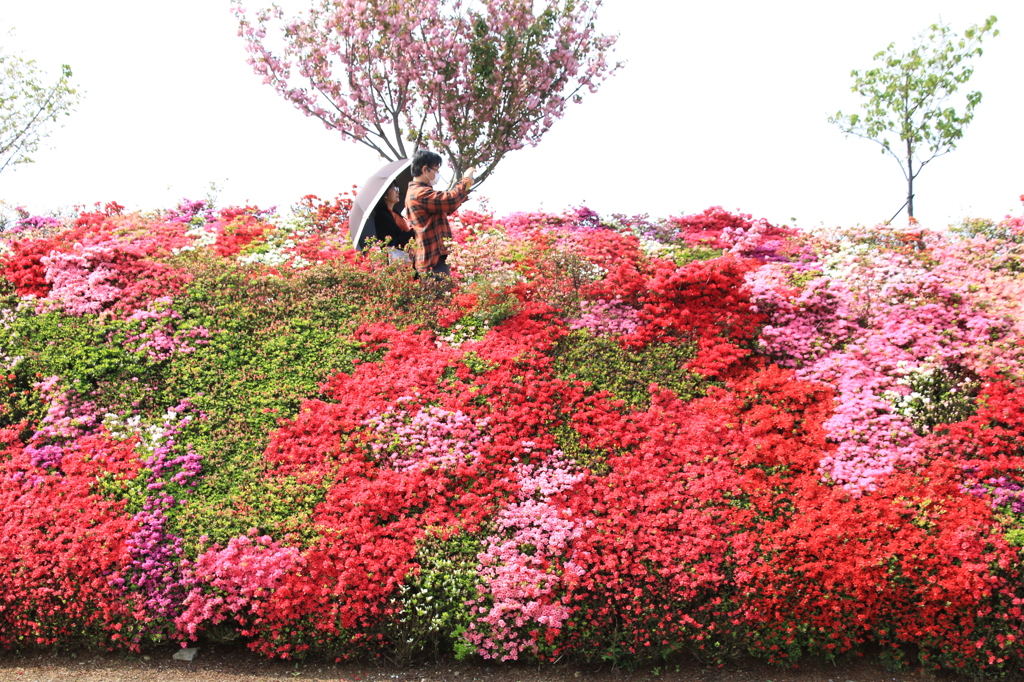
[{"left": 2, "top": 0, "right": 1022, "bottom": 230}]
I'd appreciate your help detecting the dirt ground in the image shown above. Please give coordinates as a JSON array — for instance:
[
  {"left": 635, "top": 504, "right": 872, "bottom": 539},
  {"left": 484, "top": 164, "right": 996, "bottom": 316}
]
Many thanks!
[{"left": 0, "top": 645, "right": 951, "bottom": 682}]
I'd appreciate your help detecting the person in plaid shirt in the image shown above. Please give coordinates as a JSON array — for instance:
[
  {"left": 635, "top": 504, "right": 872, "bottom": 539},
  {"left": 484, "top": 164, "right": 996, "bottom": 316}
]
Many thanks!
[{"left": 405, "top": 150, "right": 476, "bottom": 276}]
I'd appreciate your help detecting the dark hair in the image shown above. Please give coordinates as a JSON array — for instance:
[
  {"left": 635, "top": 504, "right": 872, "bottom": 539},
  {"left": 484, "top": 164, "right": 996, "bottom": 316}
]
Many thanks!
[{"left": 411, "top": 149, "right": 442, "bottom": 177}]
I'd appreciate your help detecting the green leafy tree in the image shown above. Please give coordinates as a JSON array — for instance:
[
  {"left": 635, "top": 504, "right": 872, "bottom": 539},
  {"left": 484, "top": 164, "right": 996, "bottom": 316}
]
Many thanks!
[
  {"left": 829, "top": 16, "right": 999, "bottom": 220},
  {"left": 0, "top": 33, "right": 81, "bottom": 175}
]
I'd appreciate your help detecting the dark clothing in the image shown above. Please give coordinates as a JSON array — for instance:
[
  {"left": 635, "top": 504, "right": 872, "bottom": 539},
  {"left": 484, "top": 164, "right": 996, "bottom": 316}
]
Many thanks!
[
  {"left": 405, "top": 180, "right": 469, "bottom": 273},
  {"left": 427, "top": 255, "right": 450, "bottom": 277},
  {"left": 373, "top": 202, "right": 412, "bottom": 249}
]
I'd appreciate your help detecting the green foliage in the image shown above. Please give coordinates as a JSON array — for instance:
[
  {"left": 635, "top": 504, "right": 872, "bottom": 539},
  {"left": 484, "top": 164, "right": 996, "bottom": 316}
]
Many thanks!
[
  {"left": 1003, "top": 528, "right": 1024, "bottom": 548},
  {"left": 951, "top": 217, "right": 998, "bottom": 240},
  {"left": 0, "top": 304, "right": 45, "bottom": 433},
  {"left": 157, "top": 262, "right": 374, "bottom": 547},
  {"left": 788, "top": 269, "right": 823, "bottom": 288},
  {"left": 669, "top": 244, "right": 726, "bottom": 266},
  {"left": 0, "top": 32, "right": 81, "bottom": 174},
  {"left": 5, "top": 309, "right": 147, "bottom": 395},
  {"left": 552, "top": 422, "right": 610, "bottom": 474},
  {"left": 950, "top": 216, "right": 1024, "bottom": 244},
  {"left": 385, "top": 529, "right": 484, "bottom": 661},
  {"left": 460, "top": 350, "right": 497, "bottom": 375},
  {"left": 829, "top": 16, "right": 999, "bottom": 217},
  {"left": 438, "top": 315, "right": 496, "bottom": 348},
  {"left": 553, "top": 329, "right": 706, "bottom": 410},
  {"left": 0, "top": 299, "right": 163, "bottom": 443}
]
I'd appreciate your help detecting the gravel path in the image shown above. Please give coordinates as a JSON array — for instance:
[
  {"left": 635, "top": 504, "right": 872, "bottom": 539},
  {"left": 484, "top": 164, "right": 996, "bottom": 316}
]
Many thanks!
[{"left": 0, "top": 646, "right": 940, "bottom": 682}]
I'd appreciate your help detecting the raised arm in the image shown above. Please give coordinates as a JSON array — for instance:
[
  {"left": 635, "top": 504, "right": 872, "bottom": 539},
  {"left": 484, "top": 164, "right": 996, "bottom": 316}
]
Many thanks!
[{"left": 415, "top": 181, "right": 471, "bottom": 216}]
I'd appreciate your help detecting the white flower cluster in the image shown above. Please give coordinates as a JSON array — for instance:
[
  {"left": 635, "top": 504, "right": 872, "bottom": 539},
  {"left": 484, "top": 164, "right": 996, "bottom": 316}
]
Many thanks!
[
  {"left": 436, "top": 319, "right": 491, "bottom": 348},
  {"left": 882, "top": 361, "right": 976, "bottom": 434},
  {"left": 821, "top": 241, "right": 927, "bottom": 295},
  {"left": 236, "top": 211, "right": 324, "bottom": 270},
  {"left": 883, "top": 364, "right": 935, "bottom": 417},
  {"left": 613, "top": 222, "right": 669, "bottom": 256},
  {"left": 171, "top": 224, "right": 219, "bottom": 255},
  {"left": 636, "top": 236, "right": 669, "bottom": 256},
  {"left": 237, "top": 236, "right": 313, "bottom": 269},
  {"left": 102, "top": 406, "right": 194, "bottom": 457}
]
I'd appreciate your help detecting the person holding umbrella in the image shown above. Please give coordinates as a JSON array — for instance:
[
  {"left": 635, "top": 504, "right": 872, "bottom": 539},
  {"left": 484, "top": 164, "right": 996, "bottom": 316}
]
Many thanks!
[
  {"left": 405, "top": 149, "right": 475, "bottom": 277},
  {"left": 372, "top": 184, "right": 413, "bottom": 261},
  {"left": 348, "top": 158, "right": 412, "bottom": 252}
]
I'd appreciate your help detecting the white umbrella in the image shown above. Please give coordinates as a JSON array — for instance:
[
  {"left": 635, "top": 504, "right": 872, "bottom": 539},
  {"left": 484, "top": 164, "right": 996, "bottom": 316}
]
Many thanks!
[{"left": 349, "top": 158, "right": 413, "bottom": 251}]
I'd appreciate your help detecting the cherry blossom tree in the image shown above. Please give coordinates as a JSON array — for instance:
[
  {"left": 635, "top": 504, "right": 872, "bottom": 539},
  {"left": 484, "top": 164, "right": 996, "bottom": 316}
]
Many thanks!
[{"left": 231, "top": 0, "right": 621, "bottom": 186}]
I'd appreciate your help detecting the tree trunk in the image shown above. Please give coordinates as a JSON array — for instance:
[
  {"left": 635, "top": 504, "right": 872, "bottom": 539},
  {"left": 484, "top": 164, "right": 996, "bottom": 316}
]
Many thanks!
[{"left": 906, "top": 138, "right": 915, "bottom": 219}]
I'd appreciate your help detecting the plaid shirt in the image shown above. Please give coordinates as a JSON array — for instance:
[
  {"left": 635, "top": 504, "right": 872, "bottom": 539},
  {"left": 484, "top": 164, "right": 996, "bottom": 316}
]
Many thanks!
[{"left": 405, "top": 180, "right": 469, "bottom": 272}]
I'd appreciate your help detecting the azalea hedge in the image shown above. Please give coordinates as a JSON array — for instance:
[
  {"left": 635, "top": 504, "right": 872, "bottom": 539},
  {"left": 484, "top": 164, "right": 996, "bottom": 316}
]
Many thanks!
[{"left": 1, "top": 194, "right": 1023, "bottom": 675}]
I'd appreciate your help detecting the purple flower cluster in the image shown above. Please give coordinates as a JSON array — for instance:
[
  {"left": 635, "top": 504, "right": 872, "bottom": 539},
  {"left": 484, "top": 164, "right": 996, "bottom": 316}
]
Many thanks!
[
  {"left": 965, "top": 476, "right": 1024, "bottom": 515},
  {"left": 11, "top": 212, "right": 64, "bottom": 234},
  {"left": 115, "top": 492, "right": 195, "bottom": 622},
  {"left": 24, "top": 376, "right": 100, "bottom": 469},
  {"left": 162, "top": 199, "right": 216, "bottom": 225},
  {"left": 108, "top": 402, "right": 204, "bottom": 632}
]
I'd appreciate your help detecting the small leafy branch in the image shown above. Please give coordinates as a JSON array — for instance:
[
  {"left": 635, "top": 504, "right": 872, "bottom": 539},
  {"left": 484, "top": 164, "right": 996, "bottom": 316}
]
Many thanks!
[{"left": 0, "top": 31, "right": 81, "bottom": 175}]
